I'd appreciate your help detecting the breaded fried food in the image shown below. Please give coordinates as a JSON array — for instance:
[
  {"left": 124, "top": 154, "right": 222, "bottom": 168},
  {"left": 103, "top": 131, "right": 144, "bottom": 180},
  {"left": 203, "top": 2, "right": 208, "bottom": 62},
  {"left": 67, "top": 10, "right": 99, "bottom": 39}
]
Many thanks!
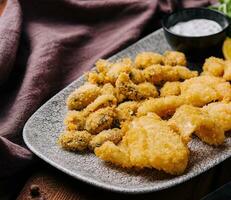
[
  {"left": 65, "top": 95, "right": 117, "bottom": 131},
  {"left": 58, "top": 130, "right": 92, "bottom": 151},
  {"left": 84, "top": 94, "right": 117, "bottom": 113},
  {"left": 66, "top": 83, "right": 101, "bottom": 110},
  {"left": 95, "top": 113, "right": 189, "bottom": 175},
  {"left": 143, "top": 64, "right": 197, "bottom": 85},
  {"left": 101, "top": 83, "right": 125, "bottom": 103},
  {"left": 169, "top": 105, "right": 225, "bottom": 145},
  {"left": 175, "top": 66, "right": 198, "bottom": 79},
  {"left": 163, "top": 51, "right": 187, "bottom": 66},
  {"left": 115, "top": 73, "right": 158, "bottom": 101},
  {"left": 64, "top": 110, "right": 86, "bottom": 131},
  {"left": 160, "top": 82, "right": 181, "bottom": 97},
  {"left": 143, "top": 65, "right": 178, "bottom": 84},
  {"left": 203, "top": 102, "right": 231, "bottom": 132},
  {"left": 224, "top": 60, "right": 231, "bottom": 81},
  {"left": 180, "top": 75, "right": 231, "bottom": 106},
  {"left": 101, "top": 83, "right": 116, "bottom": 95},
  {"left": 87, "top": 58, "right": 132, "bottom": 85},
  {"left": 106, "top": 58, "right": 132, "bottom": 83},
  {"left": 135, "top": 52, "right": 163, "bottom": 69},
  {"left": 87, "top": 71, "right": 107, "bottom": 85},
  {"left": 85, "top": 107, "right": 116, "bottom": 134},
  {"left": 89, "top": 128, "right": 123, "bottom": 150},
  {"left": 181, "top": 83, "right": 219, "bottom": 107},
  {"left": 60, "top": 50, "right": 230, "bottom": 175},
  {"left": 116, "top": 101, "right": 140, "bottom": 122},
  {"left": 137, "top": 96, "right": 184, "bottom": 118},
  {"left": 202, "top": 57, "right": 225, "bottom": 77},
  {"left": 129, "top": 68, "right": 145, "bottom": 84}
]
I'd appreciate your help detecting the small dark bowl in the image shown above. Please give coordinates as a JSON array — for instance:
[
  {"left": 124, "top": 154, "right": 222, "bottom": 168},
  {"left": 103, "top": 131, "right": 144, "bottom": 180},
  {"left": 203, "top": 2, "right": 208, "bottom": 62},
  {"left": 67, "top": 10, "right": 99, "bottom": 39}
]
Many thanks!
[{"left": 162, "top": 8, "right": 230, "bottom": 61}]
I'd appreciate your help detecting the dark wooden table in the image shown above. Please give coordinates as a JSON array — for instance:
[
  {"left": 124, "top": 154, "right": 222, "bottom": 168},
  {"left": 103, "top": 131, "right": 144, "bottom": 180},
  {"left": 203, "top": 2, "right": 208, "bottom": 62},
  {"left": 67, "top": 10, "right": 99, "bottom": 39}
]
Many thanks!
[
  {"left": 0, "top": 1, "right": 230, "bottom": 199},
  {"left": 14, "top": 158, "right": 231, "bottom": 200}
]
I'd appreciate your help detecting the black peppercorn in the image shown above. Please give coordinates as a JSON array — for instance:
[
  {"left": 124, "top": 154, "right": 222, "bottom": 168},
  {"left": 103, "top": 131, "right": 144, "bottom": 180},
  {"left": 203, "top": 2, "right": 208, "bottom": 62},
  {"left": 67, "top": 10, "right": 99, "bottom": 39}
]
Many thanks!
[{"left": 30, "top": 184, "right": 40, "bottom": 197}]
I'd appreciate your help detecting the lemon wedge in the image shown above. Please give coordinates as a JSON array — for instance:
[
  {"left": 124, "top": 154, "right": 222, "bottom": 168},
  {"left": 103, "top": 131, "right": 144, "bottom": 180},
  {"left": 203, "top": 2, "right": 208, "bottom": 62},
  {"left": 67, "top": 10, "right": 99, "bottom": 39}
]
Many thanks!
[{"left": 223, "top": 37, "right": 231, "bottom": 60}]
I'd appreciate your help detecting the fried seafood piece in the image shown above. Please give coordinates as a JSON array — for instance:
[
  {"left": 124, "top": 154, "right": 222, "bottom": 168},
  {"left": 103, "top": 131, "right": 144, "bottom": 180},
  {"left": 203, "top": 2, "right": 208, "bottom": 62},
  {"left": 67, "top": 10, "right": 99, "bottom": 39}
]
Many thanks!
[
  {"left": 101, "top": 83, "right": 116, "bottom": 95},
  {"left": 129, "top": 68, "right": 145, "bottom": 84},
  {"left": 137, "top": 96, "right": 184, "bottom": 118},
  {"left": 134, "top": 52, "right": 163, "bottom": 69},
  {"left": 101, "top": 83, "right": 125, "bottom": 103},
  {"left": 160, "top": 81, "right": 181, "bottom": 97},
  {"left": 87, "top": 59, "right": 110, "bottom": 84},
  {"left": 202, "top": 57, "right": 225, "bottom": 77},
  {"left": 58, "top": 130, "right": 92, "bottom": 151},
  {"left": 87, "top": 71, "right": 107, "bottom": 85},
  {"left": 143, "top": 64, "right": 197, "bottom": 85},
  {"left": 65, "top": 95, "right": 117, "bottom": 131},
  {"left": 138, "top": 76, "right": 231, "bottom": 118},
  {"left": 163, "top": 51, "right": 187, "bottom": 66},
  {"left": 203, "top": 102, "right": 231, "bottom": 132},
  {"left": 89, "top": 128, "right": 124, "bottom": 150},
  {"left": 95, "top": 113, "right": 189, "bottom": 175},
  {"left": 116, "top": 101, "right": 140, "bottom": 122},
  {"left": 84, "top": 94, "right": 117, "bottom": 113},
  {"left": 106, "top": 58, "right": 132, "bottom": 83},
  {"left": 224, "top": 60, "right": 231, "bottom": 81},
  {"left": 66, "top": 83, "right": 101, "bottom": 110},
  {"left": 64, "top": 110, "right": 86, "bottom": 131},
  {"left": 85, "top": 107, "right": 116, "bottom": 134},
  {"left": 168, "top": 105, "right": 225, "bottom": 145},
  {"left": 115, "top": 73, "right": 158, "bottom": 101},
  {"left": 87, "top": 58, "right": 132, "bottom": 84},
  {"left": 180, "top": 75, "right": 231, "bottom": 106},
  {"left": 175, "top": 66, "right": 198, "bottom": 79}
]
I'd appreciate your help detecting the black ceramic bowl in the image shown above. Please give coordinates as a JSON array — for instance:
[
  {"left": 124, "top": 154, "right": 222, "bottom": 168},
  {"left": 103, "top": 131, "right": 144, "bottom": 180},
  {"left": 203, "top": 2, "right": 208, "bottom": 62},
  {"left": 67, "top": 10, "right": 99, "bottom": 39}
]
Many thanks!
[{"left": 162, "top": 8, "right": 230, "bottom": 61}]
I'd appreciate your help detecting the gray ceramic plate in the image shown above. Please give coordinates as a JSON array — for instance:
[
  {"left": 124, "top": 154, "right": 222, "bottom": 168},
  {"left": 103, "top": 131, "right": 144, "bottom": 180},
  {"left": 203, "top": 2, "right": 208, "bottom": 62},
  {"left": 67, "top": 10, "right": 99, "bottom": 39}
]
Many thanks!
[{"left": 23, "top": 29, "right": 231, "bottom": 194}]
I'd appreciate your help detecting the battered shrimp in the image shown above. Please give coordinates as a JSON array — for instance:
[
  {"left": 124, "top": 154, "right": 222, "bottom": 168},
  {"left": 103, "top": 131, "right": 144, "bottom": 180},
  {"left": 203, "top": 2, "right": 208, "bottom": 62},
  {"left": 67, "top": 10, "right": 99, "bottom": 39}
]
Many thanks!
[
  {"left": 116, "top": 73, "right": 158, "bottom": 101},
  {"left": 160, "top": 82, "right": 181, "bottom": 97},
  {"left": 89, "top": 128, "right": 123, "bottom": 150},
  {"left": 163, "top": 51, "right": 187, "bottom": 66},
  {"left": 135, "top": 52, "right": 163, "bottom": 69},
  {"left": 58, "top": 130, "right": 92, "bottom": 151},
  {"left": 85, "top": 107, "right": 116, "bottom": 134},
  {"left": 66, "top": 83, "right": 101, "bottom": 110}
]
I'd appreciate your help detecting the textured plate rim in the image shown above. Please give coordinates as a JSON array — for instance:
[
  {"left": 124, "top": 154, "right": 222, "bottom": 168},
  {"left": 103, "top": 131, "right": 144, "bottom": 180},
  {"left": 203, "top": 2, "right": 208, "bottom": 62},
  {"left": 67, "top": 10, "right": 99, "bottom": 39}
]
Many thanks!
[{"left": 23, "top": 28, "right": 231, "bottom": 194}]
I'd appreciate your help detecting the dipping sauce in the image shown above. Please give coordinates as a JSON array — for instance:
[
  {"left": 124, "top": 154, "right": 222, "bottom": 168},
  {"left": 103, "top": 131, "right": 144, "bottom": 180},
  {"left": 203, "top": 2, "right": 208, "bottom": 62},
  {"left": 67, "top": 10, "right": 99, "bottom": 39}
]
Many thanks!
[{"left": 169, "top": 19, "right": 222, "bottom": 37}]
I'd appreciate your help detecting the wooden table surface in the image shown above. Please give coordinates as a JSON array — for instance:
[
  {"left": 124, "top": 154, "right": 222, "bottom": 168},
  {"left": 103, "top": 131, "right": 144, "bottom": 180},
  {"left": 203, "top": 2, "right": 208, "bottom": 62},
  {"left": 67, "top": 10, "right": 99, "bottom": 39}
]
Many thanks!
[
  {"left": 14, "top": 158, "right": 231, "bottom": 200},
  {"left": 0, "top": 1, "right": 230, "bottom": 199}
]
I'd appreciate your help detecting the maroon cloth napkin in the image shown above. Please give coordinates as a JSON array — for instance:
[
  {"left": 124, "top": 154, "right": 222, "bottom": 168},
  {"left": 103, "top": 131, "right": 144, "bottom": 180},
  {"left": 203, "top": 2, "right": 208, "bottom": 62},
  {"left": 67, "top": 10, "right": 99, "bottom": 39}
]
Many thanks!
[{"left": 0, "top": 0, "right": 216, "bottom": 178}]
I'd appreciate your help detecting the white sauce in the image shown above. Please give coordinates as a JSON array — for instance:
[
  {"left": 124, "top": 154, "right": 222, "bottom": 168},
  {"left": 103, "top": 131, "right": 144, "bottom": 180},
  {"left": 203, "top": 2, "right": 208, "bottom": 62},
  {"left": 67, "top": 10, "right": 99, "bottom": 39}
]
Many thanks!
[{"left": 169, "top": 19, "right": 222, "bottom": 37}]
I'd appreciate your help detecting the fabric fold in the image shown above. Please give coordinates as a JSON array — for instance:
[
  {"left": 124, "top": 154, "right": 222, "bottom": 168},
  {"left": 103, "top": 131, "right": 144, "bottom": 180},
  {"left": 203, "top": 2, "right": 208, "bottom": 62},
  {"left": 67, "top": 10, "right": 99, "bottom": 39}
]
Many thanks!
[{"left": 0, "top": 0, "right": 216, "bottom": 178}]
